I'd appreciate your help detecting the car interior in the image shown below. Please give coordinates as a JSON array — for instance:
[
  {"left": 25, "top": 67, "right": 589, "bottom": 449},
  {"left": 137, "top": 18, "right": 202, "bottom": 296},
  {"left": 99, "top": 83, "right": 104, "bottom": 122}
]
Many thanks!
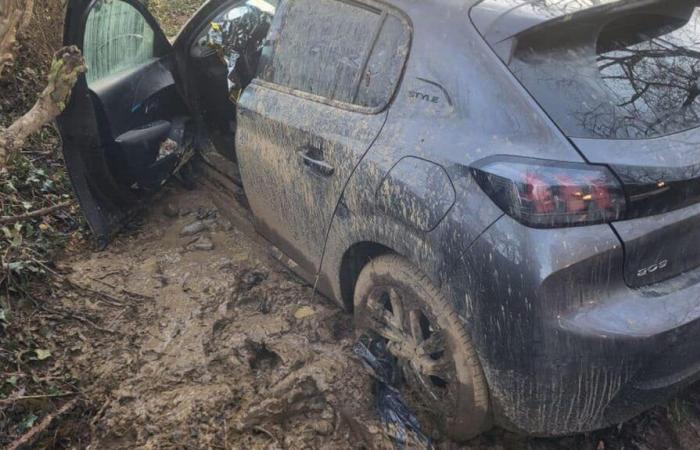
[
  {"left": 81, "top": 0, "right": 275, "bottom": 195},
  {"left": 83, "top": 0, "right": 193, "bottom": 193}
]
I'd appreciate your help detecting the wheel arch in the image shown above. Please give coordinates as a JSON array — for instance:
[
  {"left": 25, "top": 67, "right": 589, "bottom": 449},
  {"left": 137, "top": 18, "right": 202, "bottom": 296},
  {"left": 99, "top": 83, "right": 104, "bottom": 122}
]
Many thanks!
[
  {"left": 329, "top": 217, "right": 452, "bottom": 313},
  {"left": 338, "top": 241, "right": 395, "bottom": 312}
]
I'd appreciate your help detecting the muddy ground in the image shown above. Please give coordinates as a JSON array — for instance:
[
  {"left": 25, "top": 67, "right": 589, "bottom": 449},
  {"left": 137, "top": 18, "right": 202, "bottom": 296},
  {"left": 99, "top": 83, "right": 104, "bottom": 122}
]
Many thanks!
[{"left": 8, "top": 180, "right": 699, "bottom": 450}]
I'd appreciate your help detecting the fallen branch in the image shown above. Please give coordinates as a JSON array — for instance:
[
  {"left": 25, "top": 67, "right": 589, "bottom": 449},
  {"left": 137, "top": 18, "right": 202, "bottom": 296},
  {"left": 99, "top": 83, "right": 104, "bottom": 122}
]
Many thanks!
[
  {"left": 0, "top": 46, "right": 86, "bottom": 166},
  {"left": 6, "top": 397, "right": 80, "bottom": 450},
  {"left": 0, "top": 200, "right": 73, "bottom": 225}
]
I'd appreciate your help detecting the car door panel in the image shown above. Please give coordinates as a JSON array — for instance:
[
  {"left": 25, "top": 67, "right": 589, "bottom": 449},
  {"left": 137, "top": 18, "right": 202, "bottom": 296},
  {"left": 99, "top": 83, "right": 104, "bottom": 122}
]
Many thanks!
[
  {"left": 58, "top": 0, "right": 193, "bottom": 244},
  {"left": 237, "top": 82, "right": 387, "bottom": 273},
  {"left": 236, "top": 0, "right": 410, "bottom": 276},
  {"left": 88, "top": 57, "right": 190, "bottom": 185},
  {"left": 89, "top": 58, "right": 185, "bottom": 139}
]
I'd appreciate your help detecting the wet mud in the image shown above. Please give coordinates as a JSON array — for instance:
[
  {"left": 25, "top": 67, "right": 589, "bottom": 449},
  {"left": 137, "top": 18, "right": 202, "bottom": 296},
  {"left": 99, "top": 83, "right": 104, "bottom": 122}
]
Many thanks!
[
  {"left": 56, "top": 186, "right": 385, "bottom": 449},
  {"left": 52, "top": 185, "right": 700, "bottom": 450}
]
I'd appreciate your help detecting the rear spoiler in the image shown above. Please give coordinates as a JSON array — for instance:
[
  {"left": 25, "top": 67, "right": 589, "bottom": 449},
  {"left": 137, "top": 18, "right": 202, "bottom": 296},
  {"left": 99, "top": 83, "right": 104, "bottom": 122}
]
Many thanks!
[{"left": 470, "top": 0, "right": 682, "bottom": 45}]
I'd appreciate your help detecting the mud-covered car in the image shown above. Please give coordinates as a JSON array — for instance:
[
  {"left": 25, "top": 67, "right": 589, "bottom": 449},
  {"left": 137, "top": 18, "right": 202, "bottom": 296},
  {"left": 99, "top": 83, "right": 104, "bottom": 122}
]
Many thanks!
[{"left": 58, "top": 0, "right": 700, "bottom": 442}]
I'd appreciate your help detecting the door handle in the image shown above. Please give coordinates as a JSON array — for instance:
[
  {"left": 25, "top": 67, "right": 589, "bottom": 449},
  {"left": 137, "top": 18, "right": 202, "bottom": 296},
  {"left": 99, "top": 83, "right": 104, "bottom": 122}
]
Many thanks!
[{"left": 298, "top": 147, "right": 335, "bottom": 177}]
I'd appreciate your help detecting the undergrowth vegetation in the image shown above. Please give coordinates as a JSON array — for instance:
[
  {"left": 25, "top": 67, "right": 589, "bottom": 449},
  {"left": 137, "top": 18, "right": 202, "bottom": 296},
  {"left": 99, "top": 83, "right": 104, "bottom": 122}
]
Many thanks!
[
  {"left": 0, "top": 0, "right": 77, "bottom": 293},
  {"left": 0, "top": 1, "right": 203, "bottom": 446},
  {"left": 147, "top": 0, "right": 204, "bottom": 38},
  {"left": 0, "top": 2, "right": 86, "bottom": 446}
]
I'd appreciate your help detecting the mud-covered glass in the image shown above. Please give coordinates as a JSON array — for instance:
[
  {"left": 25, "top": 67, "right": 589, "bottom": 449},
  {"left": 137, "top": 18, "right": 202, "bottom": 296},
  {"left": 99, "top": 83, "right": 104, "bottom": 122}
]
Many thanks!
[
  {"left": 84, "top": 0, "right": 156, "bottom": 85},
  {"left": 259, "top": 0, "right": 381, "bottom": 104},
  {"left": 355, "top": 14, "right": 411, "bottom": 108},
  {"left": 259, "top": 0, "right": 409, "bottom": 109}
]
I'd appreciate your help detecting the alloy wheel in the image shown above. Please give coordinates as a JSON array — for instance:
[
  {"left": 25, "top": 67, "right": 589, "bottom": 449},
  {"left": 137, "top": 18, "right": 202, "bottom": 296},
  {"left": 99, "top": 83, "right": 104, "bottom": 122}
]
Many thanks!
[{"left": 361, "top": 285, "right": 459, "bottom": 412}]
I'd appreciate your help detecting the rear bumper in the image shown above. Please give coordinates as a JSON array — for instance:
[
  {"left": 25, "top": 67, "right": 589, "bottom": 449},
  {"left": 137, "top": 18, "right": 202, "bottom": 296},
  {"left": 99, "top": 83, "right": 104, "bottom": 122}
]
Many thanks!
[
  {"left": 555, "top": 265, "right": 700, "bottom": 430},
  {"left": 455, "top": 215, "right": 700, "bottom": 436}
]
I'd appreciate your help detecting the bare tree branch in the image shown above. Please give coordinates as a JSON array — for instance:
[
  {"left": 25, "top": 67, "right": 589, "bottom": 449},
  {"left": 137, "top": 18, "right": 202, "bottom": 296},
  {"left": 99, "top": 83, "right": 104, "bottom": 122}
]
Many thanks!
[{"left": 0, "top": 46, "right": 87, "bottom": 166}]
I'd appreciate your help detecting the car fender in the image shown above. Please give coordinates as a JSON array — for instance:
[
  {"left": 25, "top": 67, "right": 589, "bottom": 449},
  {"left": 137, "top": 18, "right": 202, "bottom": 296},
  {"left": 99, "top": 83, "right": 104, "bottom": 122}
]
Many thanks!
[
  {"left": 375, "top": 156, "right": 456, "bottom": 233},
  {"left": 317, "top": 151, "right": 504, "bottom": 314}
]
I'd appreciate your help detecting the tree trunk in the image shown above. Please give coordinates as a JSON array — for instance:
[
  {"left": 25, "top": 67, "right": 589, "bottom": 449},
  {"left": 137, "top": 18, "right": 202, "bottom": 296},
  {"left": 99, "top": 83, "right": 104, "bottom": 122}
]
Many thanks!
[
  {"left": 0, "top": 0, "right": 34, "bottom": 77},
  {"left": 0, "top": 46, "right": 86, "bottom": 166}
]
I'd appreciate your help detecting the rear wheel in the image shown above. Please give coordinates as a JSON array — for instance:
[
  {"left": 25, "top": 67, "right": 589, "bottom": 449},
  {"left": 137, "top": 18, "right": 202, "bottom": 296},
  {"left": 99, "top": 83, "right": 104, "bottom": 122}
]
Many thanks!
[{"left": 353, "top": 255, "right": 491, "bottom": 441}]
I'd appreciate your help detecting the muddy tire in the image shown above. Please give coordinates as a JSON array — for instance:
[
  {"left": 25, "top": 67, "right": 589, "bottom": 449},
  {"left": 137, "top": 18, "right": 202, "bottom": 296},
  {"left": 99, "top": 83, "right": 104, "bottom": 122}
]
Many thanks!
[{"left": 353, "top": 254, "right": 491, "bottom": 441}]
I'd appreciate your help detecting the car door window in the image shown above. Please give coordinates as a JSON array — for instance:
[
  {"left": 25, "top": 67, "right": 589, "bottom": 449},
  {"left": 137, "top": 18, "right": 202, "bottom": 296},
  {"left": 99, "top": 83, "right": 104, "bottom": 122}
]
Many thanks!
[
  {"left": 84, "top": 0, "right": 156, "bottom": 85},
  {"left": 266, "top": 0, "right": 381, "bottom": 103},
  {"left": 355, "top": 14, "right": 411, "bottom": 108},
  {"left": 259, "top": 0, "right": 410, "bottom": 109},
  {"left": 195, "top": 0, "right": 277, "bottom": 98}
]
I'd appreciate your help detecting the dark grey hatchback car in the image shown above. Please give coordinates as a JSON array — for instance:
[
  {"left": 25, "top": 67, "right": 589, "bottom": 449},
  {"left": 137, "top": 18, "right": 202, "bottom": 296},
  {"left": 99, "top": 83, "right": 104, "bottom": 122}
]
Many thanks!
[{"left": 58, "top": 0, "right": 700, "bottom": 442}]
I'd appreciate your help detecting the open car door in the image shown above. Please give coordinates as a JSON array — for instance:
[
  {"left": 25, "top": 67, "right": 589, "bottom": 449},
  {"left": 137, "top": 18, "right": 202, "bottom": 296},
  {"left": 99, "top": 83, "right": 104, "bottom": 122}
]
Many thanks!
[{"left": 57, "top": 0, "right": 195, "bottom": 247}]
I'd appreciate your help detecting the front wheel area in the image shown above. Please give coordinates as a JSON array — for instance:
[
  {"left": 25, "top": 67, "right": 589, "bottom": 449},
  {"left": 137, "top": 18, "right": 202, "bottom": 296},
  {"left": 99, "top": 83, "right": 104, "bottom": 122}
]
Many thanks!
[{"left": 353, "top": 254, "right": 491, "bottom": 442}]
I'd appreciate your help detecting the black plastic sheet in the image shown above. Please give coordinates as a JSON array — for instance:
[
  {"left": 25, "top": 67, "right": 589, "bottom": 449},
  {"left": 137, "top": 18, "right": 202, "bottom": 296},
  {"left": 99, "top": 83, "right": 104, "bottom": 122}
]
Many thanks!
[{"left": 354, "top": 337, "right": 432, "bottom": 450}]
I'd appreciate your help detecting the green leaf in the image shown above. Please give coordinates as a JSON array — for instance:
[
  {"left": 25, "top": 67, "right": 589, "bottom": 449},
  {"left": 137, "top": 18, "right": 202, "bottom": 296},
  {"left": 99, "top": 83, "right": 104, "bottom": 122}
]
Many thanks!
[
  {"left": 5, "top": 375, "right": 17, "bottom": 386},
  {"left": 20, "top": 413, "right": 38, "bottom": 432},
  {"left": 0, "top": 309, "right": 6, "bottom": 322},
  {"left": 35, "top": 349, "right": 51, "bottom": 360}
]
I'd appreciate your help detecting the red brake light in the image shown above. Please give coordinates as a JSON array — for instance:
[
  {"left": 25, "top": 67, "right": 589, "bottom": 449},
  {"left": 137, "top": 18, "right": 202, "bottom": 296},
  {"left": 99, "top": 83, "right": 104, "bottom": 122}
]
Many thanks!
[
  {"left": 472, "top": 156, "right": 626, "bottom": 228},
  {"left": 525, "top": 172, "right": 554, "bottom": 213},
  {"left": 590, "top": 177, "right": 613, "bottom": 210}
]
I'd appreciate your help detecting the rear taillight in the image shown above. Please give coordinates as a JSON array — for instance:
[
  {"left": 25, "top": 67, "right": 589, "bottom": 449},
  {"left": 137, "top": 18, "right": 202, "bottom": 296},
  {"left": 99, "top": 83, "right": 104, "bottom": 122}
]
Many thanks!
[{"left": 471, "top": 156, "right": 626, "bottom": 228}]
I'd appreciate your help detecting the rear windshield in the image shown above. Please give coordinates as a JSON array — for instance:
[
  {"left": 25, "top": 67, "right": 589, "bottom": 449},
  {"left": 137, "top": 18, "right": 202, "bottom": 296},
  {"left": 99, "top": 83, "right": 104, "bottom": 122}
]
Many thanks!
[{"left": 492, "top": 2, "right": 700, "bottom": 140}]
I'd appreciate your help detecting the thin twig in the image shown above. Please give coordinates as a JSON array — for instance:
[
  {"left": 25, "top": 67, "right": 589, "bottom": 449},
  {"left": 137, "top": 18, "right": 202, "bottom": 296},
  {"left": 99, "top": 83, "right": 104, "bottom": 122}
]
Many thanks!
[
  {"left": 41, "top": 311, "right": 119, "bottom": 335},
  {"left": 85, "top": 276, "right": 154, "bottom": 302},
  {"left": 253, "top": 425, "right": 282, "bottom": 448},
  {"left": 0, "top": 200, "right": 73, "bottom": 225},
  {"left": 93, "top": 270, "right": 123, "bottom": 280},
  {"left": 13, "top": 284, "right": 119, "bottom": 334},
  {"left": 64, "top": 278, "right": 127, "bottom": 307},
  {"left": 46, "top": 271, "right": 128, "bottom": 307},
  {"left": 0, "top": 392, "right": 77, "bottom": 405},
  {"left": 6, "top": 397, "right": 80, "bottom": 450},
  {"left": 224, "top": 418, "right": 229, "bottom": 450}
]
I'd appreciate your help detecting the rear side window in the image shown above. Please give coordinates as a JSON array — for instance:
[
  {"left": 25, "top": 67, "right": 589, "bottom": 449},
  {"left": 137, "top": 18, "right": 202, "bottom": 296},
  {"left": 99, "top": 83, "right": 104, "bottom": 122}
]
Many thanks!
[
  {"left": 259, "top": 0, "right": 410, "bottom": 109},
  {"left": 357, "top": 14, "right": 411, "bottom": 108},
  {"left": 479, "top": 2, "right": 700, "bottom": 140},
  {"left": 84, "top": 0, "right": 156, "bottom": 85}
]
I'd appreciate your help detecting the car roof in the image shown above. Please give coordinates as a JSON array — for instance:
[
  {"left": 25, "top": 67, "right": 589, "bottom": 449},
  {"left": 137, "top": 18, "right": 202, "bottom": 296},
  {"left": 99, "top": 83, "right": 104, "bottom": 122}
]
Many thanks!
[{"left": 470, "top": 0, "right": 651, "bottom": 44}]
